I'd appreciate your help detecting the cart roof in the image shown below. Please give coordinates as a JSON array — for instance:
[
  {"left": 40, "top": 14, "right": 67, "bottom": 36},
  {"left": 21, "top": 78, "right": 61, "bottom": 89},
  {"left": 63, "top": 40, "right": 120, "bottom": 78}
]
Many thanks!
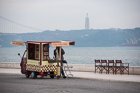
[{"left": 26, "top": 40, "right": 75, "bottom": 46}]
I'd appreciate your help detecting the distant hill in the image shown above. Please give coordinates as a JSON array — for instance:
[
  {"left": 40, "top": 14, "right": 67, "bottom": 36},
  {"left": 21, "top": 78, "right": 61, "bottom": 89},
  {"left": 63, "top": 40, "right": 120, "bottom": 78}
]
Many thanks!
[{"left": 0, "top": 28, "right": 140, "bottom": 47}]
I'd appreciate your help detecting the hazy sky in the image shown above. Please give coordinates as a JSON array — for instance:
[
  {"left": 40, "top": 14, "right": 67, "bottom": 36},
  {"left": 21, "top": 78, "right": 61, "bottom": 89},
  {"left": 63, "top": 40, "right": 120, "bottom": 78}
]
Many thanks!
[{"left": 0, "top": 0, "right": 140, "bottom": 33}]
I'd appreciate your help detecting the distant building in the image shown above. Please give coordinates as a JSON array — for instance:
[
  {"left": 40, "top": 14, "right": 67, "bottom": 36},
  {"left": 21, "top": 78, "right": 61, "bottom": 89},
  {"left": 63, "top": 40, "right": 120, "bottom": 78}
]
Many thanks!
[{"left": 85, "top": 13, "right": 90, "bottom": 29}]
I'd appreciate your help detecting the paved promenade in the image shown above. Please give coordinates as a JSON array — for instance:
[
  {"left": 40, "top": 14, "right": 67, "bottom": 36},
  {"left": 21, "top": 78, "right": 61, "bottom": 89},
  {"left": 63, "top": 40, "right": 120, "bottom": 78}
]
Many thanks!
[{"left": 0, "top": 68, "right": 140, "bottom": 83}]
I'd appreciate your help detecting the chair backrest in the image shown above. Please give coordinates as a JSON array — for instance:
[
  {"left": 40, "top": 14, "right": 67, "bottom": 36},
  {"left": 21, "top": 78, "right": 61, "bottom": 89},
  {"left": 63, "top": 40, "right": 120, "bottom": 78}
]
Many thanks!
[
  {"left": 101, "top": 60, "right": 107, "bottom": 63},
  {"left": 116, "top": 60, "right": 122, "bottom": 63},
  {"left": 101, "top": 60, "right": 107, "bottom": 66},
  {"left": 115, "top": 60, "right": 122, "bottom": 66},
  {"left": 108, "top": 60, "right": 114, "bottom": 66},
  {"left": 95, "top": 60, "right": 100, "bottom": 63},
  {"left": 95, "top": 60, "right": 100, "bottom": 66},
  {"left": 108, "top": 60, "right": 114, "bottom": 63}
]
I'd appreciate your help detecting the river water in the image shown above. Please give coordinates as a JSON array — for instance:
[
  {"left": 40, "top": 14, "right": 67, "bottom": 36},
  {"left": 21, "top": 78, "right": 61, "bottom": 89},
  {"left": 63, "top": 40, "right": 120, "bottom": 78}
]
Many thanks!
[{"left": 0, "top": 47, "right": 140, "bottom": 66}]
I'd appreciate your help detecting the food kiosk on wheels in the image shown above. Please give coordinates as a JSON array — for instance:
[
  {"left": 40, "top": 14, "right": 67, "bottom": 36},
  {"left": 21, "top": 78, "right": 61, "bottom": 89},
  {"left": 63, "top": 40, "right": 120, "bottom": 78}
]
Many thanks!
[{"left": 10, "top": 40, "right": 75, "bottom": 79}]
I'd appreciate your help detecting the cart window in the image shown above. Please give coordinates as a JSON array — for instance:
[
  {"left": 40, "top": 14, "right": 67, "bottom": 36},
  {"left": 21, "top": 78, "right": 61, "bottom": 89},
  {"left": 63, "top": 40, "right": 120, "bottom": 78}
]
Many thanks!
[
  {"left": 35, "top": 44, "right": 39, "bottom": 59},
  {"left": 43, "top": 44, "right": 49, "bottom": 60},
  {"left": 28, "top": 44, "right": 35, "bottom": 59}
]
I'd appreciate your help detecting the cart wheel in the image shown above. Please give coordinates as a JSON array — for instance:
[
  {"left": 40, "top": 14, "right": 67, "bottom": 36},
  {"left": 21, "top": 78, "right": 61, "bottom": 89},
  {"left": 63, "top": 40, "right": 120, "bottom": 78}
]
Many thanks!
[
  {"left": 57, "top": 76, "right": 60, "bottom": 79},
  {"left": 25, "top": 74, "right": 30, "bottom": 78},
  {"left": 50, "top": 72, "right": 54, "bottom": 79},
  {"left": 31, "top": 72, "right": 37, "bottom": 79}
]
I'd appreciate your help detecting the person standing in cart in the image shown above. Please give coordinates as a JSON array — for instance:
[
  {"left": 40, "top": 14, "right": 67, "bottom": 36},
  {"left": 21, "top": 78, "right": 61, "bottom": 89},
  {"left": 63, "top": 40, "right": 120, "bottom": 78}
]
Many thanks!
[{"left": 54, "top": 47, "right": 66, "bottom": 78}]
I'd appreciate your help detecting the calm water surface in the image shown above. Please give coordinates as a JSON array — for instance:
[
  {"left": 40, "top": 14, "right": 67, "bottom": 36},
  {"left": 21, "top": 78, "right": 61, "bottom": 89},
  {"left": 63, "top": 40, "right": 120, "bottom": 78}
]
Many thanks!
[{"left": 0, "top": 47, "right": 140, "bottom": 66}]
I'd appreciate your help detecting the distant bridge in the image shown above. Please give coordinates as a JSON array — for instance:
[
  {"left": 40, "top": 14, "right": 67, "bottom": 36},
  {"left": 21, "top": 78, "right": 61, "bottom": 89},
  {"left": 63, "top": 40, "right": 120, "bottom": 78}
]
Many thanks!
[{"left": 0, "top": 16, "right": 44, "bottom": 33}]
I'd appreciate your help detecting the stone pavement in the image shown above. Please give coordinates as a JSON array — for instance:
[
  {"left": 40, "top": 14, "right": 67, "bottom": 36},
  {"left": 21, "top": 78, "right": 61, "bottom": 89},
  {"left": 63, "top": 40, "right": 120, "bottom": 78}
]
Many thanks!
[{"left": 0, "top": 68, "right": 140, "bottom": 83}]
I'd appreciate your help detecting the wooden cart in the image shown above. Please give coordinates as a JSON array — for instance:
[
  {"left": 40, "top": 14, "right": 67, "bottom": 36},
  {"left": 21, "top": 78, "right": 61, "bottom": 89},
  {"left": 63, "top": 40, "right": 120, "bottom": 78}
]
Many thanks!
[{"left": 11, "top": 40, "right": 75, "bottom": 79}]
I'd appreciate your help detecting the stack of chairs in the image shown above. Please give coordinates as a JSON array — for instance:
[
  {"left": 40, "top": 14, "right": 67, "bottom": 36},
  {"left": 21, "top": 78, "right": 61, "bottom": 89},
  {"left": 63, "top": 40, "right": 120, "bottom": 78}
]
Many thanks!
[
  {"left": 64, "top": 63, "right": 73, "bottom": 78},
  {"left": 94, "top": 59, "right": 129, "bottom": 75}
]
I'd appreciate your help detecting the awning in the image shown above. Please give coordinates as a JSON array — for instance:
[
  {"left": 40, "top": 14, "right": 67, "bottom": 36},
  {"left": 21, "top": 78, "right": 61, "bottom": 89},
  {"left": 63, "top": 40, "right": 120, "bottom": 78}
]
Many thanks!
[
  {"left": 10, "top": 41, "right": 25, "bottom": 46},
  {"left": 10, "top": 40, "right": 75, "bottom": 47},
  {"left": 51, "top": 42, "right": 69, "bottom": 47}
]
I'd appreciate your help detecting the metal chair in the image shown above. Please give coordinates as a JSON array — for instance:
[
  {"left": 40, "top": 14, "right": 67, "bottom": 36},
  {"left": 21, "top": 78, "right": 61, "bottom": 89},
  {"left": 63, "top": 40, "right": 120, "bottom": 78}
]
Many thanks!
[
  {"left": 108, "top": 60, "right": 115, "bottom": 74},
  {"left": 95, "top": 60, "right": 101, "bottom": 73}
]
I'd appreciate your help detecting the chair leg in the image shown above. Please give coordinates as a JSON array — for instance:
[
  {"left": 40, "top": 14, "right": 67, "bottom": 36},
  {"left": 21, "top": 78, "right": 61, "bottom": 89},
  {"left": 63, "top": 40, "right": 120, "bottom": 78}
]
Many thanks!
[
  {"left": 112, "top": 68, "right": 114, "bottom": 74},
  {"left": 128, "top": 67, "right": 129, "bottom": 75},
  {"left": 106, "top": 67, "right": 108, "bottom": 74},
  {"left": 95, "top": 67, "right": 97, "bottom": 73}
]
